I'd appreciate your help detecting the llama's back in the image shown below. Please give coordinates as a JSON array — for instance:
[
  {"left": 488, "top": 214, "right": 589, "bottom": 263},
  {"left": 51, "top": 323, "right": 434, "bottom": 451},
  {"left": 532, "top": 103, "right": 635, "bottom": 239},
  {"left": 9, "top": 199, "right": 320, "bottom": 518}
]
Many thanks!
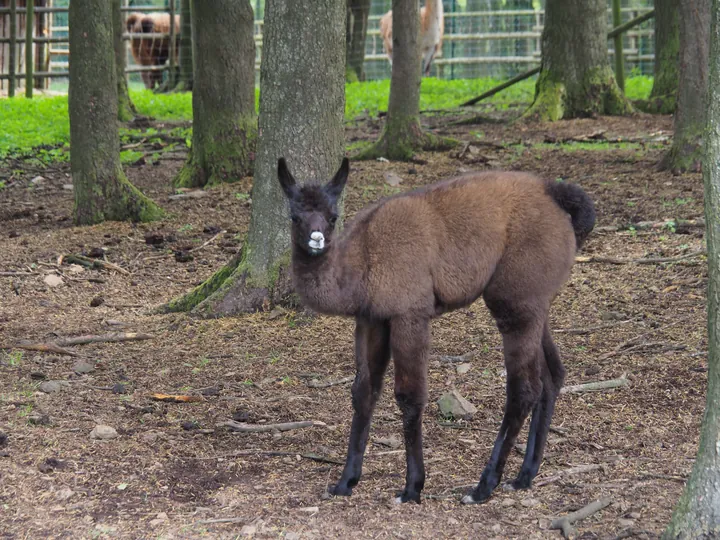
[{"left": 347, "top": 171, "right": 580, "bottom": 318}]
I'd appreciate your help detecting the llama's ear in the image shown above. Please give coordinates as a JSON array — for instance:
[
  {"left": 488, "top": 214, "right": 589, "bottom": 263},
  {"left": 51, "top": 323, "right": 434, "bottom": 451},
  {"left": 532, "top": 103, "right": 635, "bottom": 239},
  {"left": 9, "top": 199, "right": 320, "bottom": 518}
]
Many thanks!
[
  {"left": 325, "top": 158, "right": 349, "bottom": 199},
  {"left": 277, "top": 158, "right": 298, "bottom": 199}
]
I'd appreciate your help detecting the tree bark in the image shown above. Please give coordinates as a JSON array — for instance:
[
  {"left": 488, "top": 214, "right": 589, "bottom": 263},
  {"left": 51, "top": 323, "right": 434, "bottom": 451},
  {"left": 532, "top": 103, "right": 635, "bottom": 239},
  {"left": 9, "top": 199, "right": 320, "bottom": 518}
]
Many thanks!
[
  {"left": 346, "top": 0, "right": 371, "bottom": 82},
  {"left": 174, "top": 0, "right": 256, "bottom": 188},
  {"left": 357, "top": 0, "right": 454, "bottom": 161},
  {"left": 523, "top": 0, "right": 633, "bottom": 121},
  {"left": 112, "top": 0, "right": 136, "bottom": 121},
  {"left": 661, "top": 0, "right": 710, "bottom": 173},
  {"left": 174, "top": 0, "right": 193, "bottom": 92},
  {"left": 646, "top": 0, "right": 679, "bottom": 114},
  {"left": 662, "top": 3, "right": 720, "bottom": 536},
  {"left": 164, "top": 0, "right": 346, "bottom": 316},
  {"left": 69, "top": 0, "right": 163, "bottom": 225}
]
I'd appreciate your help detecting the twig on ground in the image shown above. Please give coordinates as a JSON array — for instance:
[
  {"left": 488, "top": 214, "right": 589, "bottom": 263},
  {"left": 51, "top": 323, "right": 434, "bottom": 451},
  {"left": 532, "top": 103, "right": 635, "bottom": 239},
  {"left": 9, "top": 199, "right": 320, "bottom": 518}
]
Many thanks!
[
  {"left": 550, "top": 497, "right": 613, "bottom": 539},
  {"left": 437, "top": 422, "right": 496, "bottom": 434},
  {"left": 306, "top": 376, "right": 353, "bottom": 388},
  {"left": 599, "top": 342, "right": 686, "bottom": 361},
  {"left": 594, "top": 219, "right": 705, "bottom": 233},
  {"left": 64, "top": 254, "right": 130, "bottom": 275},
  {"left": 190, "top": 231, "right": 226, "bottom": 253},
  {"left": 196, "top": 517, "right": 245, "bottom": 525},
  {"left": 0, "top": 271, "right": 35, "bottom": 277},
  {"left": 638, "top": 472, "right": 687, "bottom": 483},
  {"left": 535, "top": 464, "right": 604, "bottom": 487},
  {"left": 554, "top": 319, "right": 634, "bottom": 335},
  {"left": 15, "top": 341, "right": 78, "bottom": 356},
  {"left": 219, "top": 420, "right": 326, "bottom": 433},
  {"left": 192, "top": 448, "right": 343, "bottom": 465},
  {"left": 575, "top": 250, "right": 705, "bottom": 265},
  {"left": 561, "top": 377, "right": 628, "bottom": 394},
  {"left": 55, "top": 332, "right": 154, "bottom": 347},
  {"left": 168, "top": 190, "right": 208, "bottom": 201}
]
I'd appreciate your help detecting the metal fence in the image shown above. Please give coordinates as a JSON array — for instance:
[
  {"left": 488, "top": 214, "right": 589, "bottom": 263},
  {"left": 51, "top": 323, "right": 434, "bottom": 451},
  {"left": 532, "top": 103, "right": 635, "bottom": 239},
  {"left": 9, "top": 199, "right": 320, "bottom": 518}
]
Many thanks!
[{"left": 0, "top": 0, "right": 656, "bottom": 96}]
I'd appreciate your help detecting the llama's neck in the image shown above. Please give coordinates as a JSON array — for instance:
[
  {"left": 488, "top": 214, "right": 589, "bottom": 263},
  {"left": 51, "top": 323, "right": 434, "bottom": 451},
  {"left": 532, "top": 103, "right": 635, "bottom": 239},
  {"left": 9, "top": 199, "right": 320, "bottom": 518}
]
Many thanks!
[
  {"left": 291, "top": 242, "right": 364, "bottom": 317},
  {"left": 424, "top": 0, "right": 443, "bottom": 23}
]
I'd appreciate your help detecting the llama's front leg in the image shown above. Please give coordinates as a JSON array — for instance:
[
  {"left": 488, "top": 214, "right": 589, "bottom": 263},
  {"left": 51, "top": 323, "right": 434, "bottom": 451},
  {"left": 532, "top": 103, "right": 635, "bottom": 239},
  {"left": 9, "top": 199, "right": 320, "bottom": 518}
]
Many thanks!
[
  {"left": 391, "top": 316, "right": 430, "bottom": 504},
  {"left": 330, "top": 319, "right": 390, "bottom": 497}
]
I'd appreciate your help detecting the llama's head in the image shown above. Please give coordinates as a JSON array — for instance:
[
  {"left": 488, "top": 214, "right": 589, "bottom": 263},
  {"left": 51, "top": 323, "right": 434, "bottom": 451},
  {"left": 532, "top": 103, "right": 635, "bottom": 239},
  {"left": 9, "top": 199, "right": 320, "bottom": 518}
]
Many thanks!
[{"left": 277, "top": 157, "right": 349, "bottom": 256}]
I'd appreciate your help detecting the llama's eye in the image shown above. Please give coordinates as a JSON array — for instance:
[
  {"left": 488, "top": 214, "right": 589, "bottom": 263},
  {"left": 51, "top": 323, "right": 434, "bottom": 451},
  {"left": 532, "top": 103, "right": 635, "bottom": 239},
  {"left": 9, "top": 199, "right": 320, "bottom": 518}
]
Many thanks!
[
  {"left": 329, "top": 215, "right": 338, "bottom": 225},
  {"left": 291, "top": 215, "right": 300, "bottom": 224}
]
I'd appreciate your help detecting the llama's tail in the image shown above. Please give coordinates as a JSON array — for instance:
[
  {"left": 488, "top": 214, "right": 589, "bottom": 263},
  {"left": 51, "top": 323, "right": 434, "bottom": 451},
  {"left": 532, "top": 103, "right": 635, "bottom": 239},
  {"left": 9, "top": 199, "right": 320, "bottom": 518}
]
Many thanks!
[{"left": 546, "top": 181, "right": 596, "bottom": 250}]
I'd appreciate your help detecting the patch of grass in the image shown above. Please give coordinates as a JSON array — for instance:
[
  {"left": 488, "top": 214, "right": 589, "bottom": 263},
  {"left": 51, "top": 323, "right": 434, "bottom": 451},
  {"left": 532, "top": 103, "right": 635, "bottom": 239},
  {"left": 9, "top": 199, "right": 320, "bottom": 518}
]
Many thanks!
[
  {"left": 3, "top": 350, "right": 23, "bottom": 367},
  {"left": 624, "top": 75, "right": 653, "bottom": 102}
]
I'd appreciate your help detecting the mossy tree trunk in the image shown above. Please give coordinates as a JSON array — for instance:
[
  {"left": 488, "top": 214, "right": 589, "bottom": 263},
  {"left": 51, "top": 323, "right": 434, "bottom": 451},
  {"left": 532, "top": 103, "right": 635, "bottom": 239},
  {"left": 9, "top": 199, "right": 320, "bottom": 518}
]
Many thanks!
[
  {"left": 357, "top": 0, "right": 453, "bottom": 161},
  {"left": 69, "top": 0, "right": 163, "bottom": 225},
  {"left": 174, "top": 0, "right": 193, "bottom": 92},
  {"left": 646, "top": 0, "right": 679, "bottom": 114},
  {"left": 346, "top": 0, "right": 371, "bottom": 82},
  {"left": 663, "top": 4, "right": 720, "bottom": 537},
  {"left": 174, "top": 0, "right": 256, "bottom": 189},
  {"left": 661, "top": 0, "right": 710, "bottom": 173},
  {"left": 164, "top": 0, "right": 346, "bottom": 316},
  {"left": 523, "top": 0, "right": 633, "bottom": 121},
  {"left": 112, "top": 0, "right": 136, "bottom": 121}
]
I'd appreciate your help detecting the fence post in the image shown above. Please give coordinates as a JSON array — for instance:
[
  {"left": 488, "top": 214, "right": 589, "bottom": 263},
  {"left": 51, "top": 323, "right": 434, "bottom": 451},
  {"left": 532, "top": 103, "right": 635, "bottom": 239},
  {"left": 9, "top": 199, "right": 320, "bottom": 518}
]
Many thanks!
[
  {"left": 168, "top": 0, "right": 175, "bottom": 89},
  {"left": 25, "top": 0, "right": 33, "bottom": 97},
  {"left": 612, "top": 0, "right": 624, "bottom": 91},
  {"left": 9, "top": 0, "right": 16, "bottom": 97}
]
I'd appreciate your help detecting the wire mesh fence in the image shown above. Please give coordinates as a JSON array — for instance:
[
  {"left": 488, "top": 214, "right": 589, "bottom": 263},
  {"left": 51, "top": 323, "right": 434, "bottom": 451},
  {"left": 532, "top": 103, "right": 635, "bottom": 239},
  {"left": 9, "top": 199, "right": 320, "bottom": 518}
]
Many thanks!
[{"left": 0, "top": 0, "right": 655, "bottom": 96}]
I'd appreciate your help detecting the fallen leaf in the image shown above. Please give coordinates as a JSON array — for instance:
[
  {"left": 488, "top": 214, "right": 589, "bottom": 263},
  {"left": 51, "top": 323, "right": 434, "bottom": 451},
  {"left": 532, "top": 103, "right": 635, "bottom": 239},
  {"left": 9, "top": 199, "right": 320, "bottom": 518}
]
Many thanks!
[
  {"left": 384, "top": 172, "right": 404, "bottom": 186},
  {"left": 151, "top": 393, "right": 204, "bottom": 403},
  {"left": 117, "top": 483, "right": 128, "bottom": 491}
]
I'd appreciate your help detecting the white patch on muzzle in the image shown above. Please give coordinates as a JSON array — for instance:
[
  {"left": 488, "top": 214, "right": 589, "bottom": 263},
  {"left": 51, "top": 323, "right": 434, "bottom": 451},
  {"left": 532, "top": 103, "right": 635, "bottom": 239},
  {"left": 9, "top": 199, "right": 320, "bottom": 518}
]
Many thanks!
[{"left": 308, "top": 231, "right": 325, "bottom": 252}]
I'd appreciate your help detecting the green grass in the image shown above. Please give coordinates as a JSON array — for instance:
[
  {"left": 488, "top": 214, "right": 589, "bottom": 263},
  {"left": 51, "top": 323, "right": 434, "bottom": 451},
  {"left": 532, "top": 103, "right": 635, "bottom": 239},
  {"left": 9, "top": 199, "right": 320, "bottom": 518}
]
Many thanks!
[{"left": 0, "top": 76, "right": 656, "bottom": 160}]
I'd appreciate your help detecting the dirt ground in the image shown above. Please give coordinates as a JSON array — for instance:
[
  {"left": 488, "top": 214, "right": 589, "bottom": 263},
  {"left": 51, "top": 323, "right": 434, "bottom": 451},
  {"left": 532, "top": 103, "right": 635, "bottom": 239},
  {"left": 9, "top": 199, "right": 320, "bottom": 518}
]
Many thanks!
[{"left": 0, "top": 109, "right": 709, "bottom": 539}]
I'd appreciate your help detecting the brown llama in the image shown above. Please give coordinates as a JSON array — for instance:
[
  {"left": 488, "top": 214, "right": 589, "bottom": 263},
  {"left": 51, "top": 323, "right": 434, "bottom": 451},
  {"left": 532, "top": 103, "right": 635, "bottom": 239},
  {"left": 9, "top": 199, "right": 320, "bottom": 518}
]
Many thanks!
[
  {"left": 277, "top": 158, "right": 595, "bottom": 504},
  {"left": 380, "top": 0, "right": 444, "bottom": 76},
  {"left": 126, "top": 12, "right": 180, "bottom": 90}
]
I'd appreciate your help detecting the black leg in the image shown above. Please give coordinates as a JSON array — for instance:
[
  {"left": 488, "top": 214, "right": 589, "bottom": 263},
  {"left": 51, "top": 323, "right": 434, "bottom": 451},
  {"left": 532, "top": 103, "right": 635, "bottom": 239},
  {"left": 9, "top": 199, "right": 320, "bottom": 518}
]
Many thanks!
[
  {"left": 330, "top": 319, "right": 390, "bottom": 497},
  {"left": 462, "top": 316, "right": 543, "bottom": 504},
  {"left": 390, "top": 316, "right": 430, "bottom": 504}
]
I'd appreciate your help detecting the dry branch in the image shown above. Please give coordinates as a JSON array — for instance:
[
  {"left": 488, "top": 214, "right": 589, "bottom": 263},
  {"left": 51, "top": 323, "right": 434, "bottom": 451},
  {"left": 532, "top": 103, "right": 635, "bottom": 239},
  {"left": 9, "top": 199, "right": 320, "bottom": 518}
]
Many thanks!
[
  {"left": 196, "top": 517, "right": 245, "bottom": 525},
  {"left": 575, "top": 250, "right": 705, "bottom": 265},
  {"left": 561, "top": 377, "right": 628, "bottom": 394},
  {"left": 223, "top": 449, "right": 343, "bottom": 465},
  {"left": 306, "top": 376, "right": 353, "bottom": 388},
  {"left": 219, "top": 420, "right": 326, "bottom": 433},
  {"left": 15, "top": 341, "right": 78, "bottom": 356},
  {"left": 550, "top": 497, "right": 613, "bottom": 539},
  {"left": 535, "top": 464, "right": 604, "bottom": 487},
  {"left": 55, "top": 332, "right": 153, "bottom": 346},
  {"left": 0, "top": 271, "right": 35, "bottom": 277},
  {"left": 64, "top": 254, "right": 130, "bottom": 275}
]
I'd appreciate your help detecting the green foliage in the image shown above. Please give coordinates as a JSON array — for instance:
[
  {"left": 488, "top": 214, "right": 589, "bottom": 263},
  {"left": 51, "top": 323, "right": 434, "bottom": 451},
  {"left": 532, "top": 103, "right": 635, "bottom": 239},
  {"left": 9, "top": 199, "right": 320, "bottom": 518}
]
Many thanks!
[
  {"left": 624, "top": 75, "right": 654, "bottom": 101},
  {"left": 0, "top": 96, "right": 70, "bottom": 158}
]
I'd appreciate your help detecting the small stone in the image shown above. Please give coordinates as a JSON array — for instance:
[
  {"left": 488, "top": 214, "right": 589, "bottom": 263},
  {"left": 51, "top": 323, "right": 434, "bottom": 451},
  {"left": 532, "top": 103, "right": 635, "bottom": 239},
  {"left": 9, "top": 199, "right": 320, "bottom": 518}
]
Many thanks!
[
  {"left": 90, "top": 425, "right": 119, "bottom": 440},
  {"left": 0, "top": 432, "right": 7, "bottom": 447},
  {"left": 501, "top": 498, "right": 516, "bottom": 507},
  {"left": 448, "top": 517, "right": 459, "bottom": 526},
  {"left": 144, "top": 232, "right": 165, "bottom": 245},
  {"left": 627, "top": 512, "right": 641, "bottom": 519},
  {"left": 31, "top": 176, "right": 45, "bottom": 185},
  {"left": 174, "top": 250, "right": 193, "bottom": 263},
  {"left": 181, "top": 421, "right": 200, "bottom": 431},
  {"left": 30, "top": 371, "right": 47, "bottom": 380},
  {"left": 285, "top": 532, "right": 301, "bottom": 540},
  {"left": 491, "top": 523, "right": 502, "bottom": 532},
  {"left": 374, "top": 435, "right": 402, "bottom": 449},
  {"left": 39, "top": 381, "right": 63, "bottom": 393},
  {"left": 111, "top": 383, "right": 127, "bottom": 394},
  {"left": 89, "top": 296, "right": 105, "bottom": 307},
  {"left": 617, "top": 518, "right": 635, "bottom": 528},
  {"left": 267, "top": 306, "right": 287, "bottom": 320},
  {"left": 150, "top": 512, "right": 168, "bottom": 527},
  {"left": 9, "top": 231, "right": 20, "bottom": 238},
  {"left": 62, "top": 184, "right": 73, "bottom": 191},
  {"left": 408, "top": 168, "right": 418, "bottom": 175},
  {"left": 73, "top": 361, "right": 95, "bottom": 374},
  {"left": 298, "top": 506, "right": 319, "bottom": 513},
  {"left": 87, "top": 247, "right": 105, "bottom": 258},
  {"left": 520, "top": 497, "right": 540, "bottom": 508},
  {"left": 437, "top": 389, "right": 477, "bottom": 420},
  {"left": 141, "top": 432, "right": 159, "bottom": 444},
  {"left": 585, "top": 365, "right": 601, "bottom": 376},
  {"left": 240, "top": 524, "right": 257, "bottom": 536},
  {"left": 456, "top": 363, "right": 471, "bottom": 375},
  {"left": 384, "top": 172, "right": 404, "bottom": 186},
  {"left": 199, "top": 386, "right": 220, "bottom": 397},
  {"left": 43, "top": 274, "right": 63, "bottom": 287},
  {"left": 28, "top": 413, "right": 51, "bottom": 426},
  {"left": 67, "top": 264, "right": 85, "bottom": 274},
  {"left": 55, "top": 487, "right": 75, "bottom": 501},
  {"left": 203, "top": 225, "right": 222, "bottom": 235},
  {"left": 232, "top": 409, "right": 250, "bottom": 422}
]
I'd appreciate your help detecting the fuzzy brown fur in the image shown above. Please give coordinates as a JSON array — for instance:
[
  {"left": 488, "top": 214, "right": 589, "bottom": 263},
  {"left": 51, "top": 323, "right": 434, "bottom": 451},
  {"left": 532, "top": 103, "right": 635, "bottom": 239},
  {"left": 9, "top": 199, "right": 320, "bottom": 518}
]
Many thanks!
[
  {"left": 278, "top": 159, "right": 595, "bottom": 505},
  {"left": 126, "top": 12, "right": 180, "bottom": 90}
]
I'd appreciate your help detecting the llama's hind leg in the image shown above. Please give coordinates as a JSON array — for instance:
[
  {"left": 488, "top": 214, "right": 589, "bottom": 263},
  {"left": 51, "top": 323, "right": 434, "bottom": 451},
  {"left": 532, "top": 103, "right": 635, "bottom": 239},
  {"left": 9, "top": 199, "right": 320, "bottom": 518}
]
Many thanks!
[
  {"left": 391, "top": 316, "right": 430, "bottom": 504},
  {"left": 330, "top": 319, "right": 391, "bottom": 497},
  {"left": 512, "top": 323, "right": 565, "bottom": 489},
  {"left": 462, "top": 311, "right": 543, "bottom": 504}
]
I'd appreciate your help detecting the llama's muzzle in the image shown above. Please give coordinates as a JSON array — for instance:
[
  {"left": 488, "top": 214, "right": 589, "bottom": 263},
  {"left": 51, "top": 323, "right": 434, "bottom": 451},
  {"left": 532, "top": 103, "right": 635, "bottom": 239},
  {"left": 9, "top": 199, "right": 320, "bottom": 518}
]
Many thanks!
[{"left": 309, "top": 231, "right": 325, "bottom": 252}]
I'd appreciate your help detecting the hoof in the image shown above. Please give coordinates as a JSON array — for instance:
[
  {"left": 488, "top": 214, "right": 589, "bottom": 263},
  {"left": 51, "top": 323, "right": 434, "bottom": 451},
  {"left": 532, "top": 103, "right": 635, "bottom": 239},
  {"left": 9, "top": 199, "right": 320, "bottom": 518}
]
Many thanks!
[
  {"left": 511, "top": 473, "right": 533, "bottom": 491},
  {"left": 394, "top": 490, "right": 421, "bottom": 504},
  {"left": 461, "top": 487, "right": 494, "bottom": 505},
  {"left": 329, "top": 484, "right": 353, "bottom": 497}
]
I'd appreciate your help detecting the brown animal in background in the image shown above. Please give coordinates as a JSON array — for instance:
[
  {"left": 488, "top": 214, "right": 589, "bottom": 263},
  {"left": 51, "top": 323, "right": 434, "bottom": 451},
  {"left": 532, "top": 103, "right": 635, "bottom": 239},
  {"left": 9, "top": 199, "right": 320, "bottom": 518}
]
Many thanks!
[
  {"left": 277, "top": 158, "right": 595, "bottom": 505},
  {"left": 126, "top": 12, "right": 180, "bottom": 90},
  {"left": 380, "top": 0, "right": 444, "bottom": 76}
]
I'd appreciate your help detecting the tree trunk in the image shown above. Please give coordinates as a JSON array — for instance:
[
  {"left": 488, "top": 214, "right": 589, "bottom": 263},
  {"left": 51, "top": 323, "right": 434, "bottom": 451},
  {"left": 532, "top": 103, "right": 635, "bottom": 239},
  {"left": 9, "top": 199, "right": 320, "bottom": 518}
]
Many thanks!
[
  {"left": 646, "top": 0, "right": 679, "bottom": 114},
  {"left": 174, "top": 0, "right": 256, "bottom": 188},
  {"left": 164, "top": 0, "right": 346, "bottom": 316},
  {"left": 69, "top": 0, "right": 163, "bottom": 225},
  {"left": 663, "top": 4, "right": 720, "bottom": 537},
  {"left": 112, "top": 0, "right": 136, "bottom": 121},
  {"left": 174, "top": 0, "right": 193, "bottom": 91},
  {"left": 523, "top": 0, "right": 633, "bottom": 121},
  {"left": 346, "top": 0, "right": 371, "bottom": 82},
  {"left": 661, "top": 0, "right": 710, "bottom": 173},
  {"left": 357, "top": 0, "right": 454, "bottom": 161}
]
